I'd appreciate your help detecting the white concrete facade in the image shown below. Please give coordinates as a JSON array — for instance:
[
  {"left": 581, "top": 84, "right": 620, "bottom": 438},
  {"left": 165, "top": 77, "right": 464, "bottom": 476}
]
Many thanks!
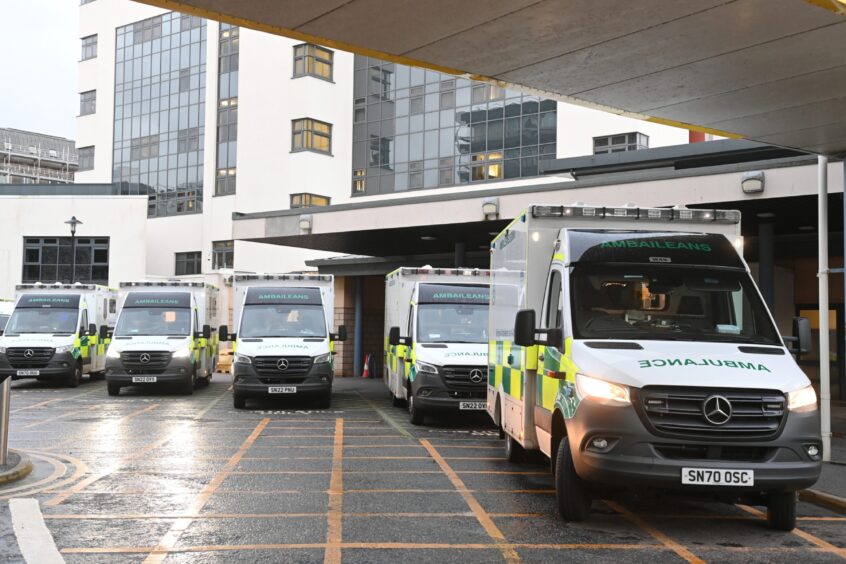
[{"left": 75, "top": 0, "right": 691, "bottom": 282}]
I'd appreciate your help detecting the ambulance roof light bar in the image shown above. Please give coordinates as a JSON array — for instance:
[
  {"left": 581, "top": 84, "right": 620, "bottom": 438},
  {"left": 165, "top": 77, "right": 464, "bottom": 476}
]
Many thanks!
[
  {"left": 531, "top": 203, "right": 740, "bottom": 224},
  {"left": 119, "top": 281, "right": 206, "bottom": 288},
  {"left": 16, "top": 282, "right": 98, "bottom": 291},
  {"left": 393, "top": 267, "right": 491, "bottom": 278},
  {"left": 234, "top": 274, "right": 332, "bottom": 282}
]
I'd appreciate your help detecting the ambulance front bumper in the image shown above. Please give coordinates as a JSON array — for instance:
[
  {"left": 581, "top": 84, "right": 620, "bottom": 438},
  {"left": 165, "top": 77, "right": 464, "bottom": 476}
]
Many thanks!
[
  {"left": 232, "top": 361, "right": 333, "bottom": 397},
  {"left": 104, "top": 357, "right": 195, "bottom": 384},
  {"left": 0, "top": 351, "right": 76, "bottom": 380},
  {"left": 411, "top": 368, "right": 487, "bottom": 411},
  {"left": 567, "top": 399, "right": 822, "bottom": 494}
]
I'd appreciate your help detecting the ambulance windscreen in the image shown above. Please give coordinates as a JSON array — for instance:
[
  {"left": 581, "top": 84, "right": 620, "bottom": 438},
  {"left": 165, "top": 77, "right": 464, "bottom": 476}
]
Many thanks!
[
  {"left": 417, "top": 284, "right": 489, "bottom": 344},
  {"left": 241, "top": 287, "right": 326, "bottom": 338}
]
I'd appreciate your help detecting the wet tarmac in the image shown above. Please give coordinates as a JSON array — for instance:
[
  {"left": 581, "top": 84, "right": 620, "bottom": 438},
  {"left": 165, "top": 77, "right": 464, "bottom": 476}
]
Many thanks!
[{"left": 0, "top": 374, "right": 844, "bottom": 563}]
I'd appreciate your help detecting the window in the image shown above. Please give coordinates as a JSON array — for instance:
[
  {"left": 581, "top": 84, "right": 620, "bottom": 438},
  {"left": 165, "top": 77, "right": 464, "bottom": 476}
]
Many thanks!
[
  {"left": 81, "top": 35, "right": 97, "bottom": 60},
  {"left": 175, "top": 251, "right": 202, "bottom": 275},
  {"left": 352, "top": 169, "right": 365, "bottom": 193},
  {"left": 79, "top": 90, "right": 96, "bottom": 116},
  {"left": 22, "top": 237, "right": 109, "bottom": 284},
  {"left": 593, "top": 132, "right": 649, "bottom": 154},
  {"left": 290, "top": 193, "right": 330, "bottom": 209},
  {"left": 78, "top": 147, "right": 94, "bottom": 171},
  {"left": 212, "top": 240, "right": 233, "bottom": 270},
  {"left": 292, "top": 118, "right": 332, "bottom": 154},
  {"left": 293, "top": 44, "right": 334, "bottom": 80},
  {"left": 216, "top": 24, "right": 239, "bottom": 196},
  {"left": 129, "top": 135, "right": 159, "bottom": 160}
]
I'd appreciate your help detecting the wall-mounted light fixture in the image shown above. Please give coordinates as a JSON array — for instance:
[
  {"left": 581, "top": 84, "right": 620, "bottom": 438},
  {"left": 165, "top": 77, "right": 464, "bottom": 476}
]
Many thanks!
[
  {"left": 482, "top": 197, "right": 499, "bottom": 220},
  {"left": 298, "top": 214, "right": 313, "bottom": 233},
  {"left": 741, "top": 171, "right": 765, "bottom": 194}
]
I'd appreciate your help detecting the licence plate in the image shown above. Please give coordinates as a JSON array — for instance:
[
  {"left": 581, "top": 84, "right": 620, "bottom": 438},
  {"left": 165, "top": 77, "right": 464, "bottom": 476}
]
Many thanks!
[
  {"left": 459, "top": 401, "right": 486, "bottom": 410},
  {"left": 16, "top": 370, "right": 40, "bottom": 376},
  {"left": 132, "top": 376, "right": 157, "bottom": 383},
  {"left": 268, "top": 386, "right": 297, "bottom": 394},
  {"left": 682, "top": 467, "right": 754, "bottom": 487}
]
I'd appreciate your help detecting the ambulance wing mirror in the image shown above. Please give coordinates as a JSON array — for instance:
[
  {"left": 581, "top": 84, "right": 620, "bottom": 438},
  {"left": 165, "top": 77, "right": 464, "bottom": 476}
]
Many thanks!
[
  {"left": 788, "top": 317, "right": 811, "bottom": 355},
  {"left": 99, "top": 325, "right": 109, "bottom": 339},
  {"left": 202, "top": 324, "right": 212, "bottom": 340},
  {"left": 332, "top": 326, "right": 347, "bottom": 342},
  {"left": 514, "top": 310, "right": 537, "bottom": 347},
  {"left": 88, "top": 323, "right": 97, "bottom": 337},
  {"left": 218, "top": 325, "right": 229, "bottom": 342},
  {"left": 388, "top": 326, "right": 401, "bottom": 346}
]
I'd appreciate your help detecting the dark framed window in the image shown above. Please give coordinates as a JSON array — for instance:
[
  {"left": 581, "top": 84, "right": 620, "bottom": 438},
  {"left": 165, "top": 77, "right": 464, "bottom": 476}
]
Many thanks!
[
  {"left": 352, "top": 169, "right": 365, "bottom": 193},
  {"left": 292, "top": 118, "right": 332, "bottom": 154},
  {"left": 22, "top": 237, "right": 109, "bottom": 284},
  {"left": 175, "top": 251, "right": 202, "bottom": 275},
  {"left": 78, "top": 146, "right": 94, "bottom": 171},
  {"left": 216, "top": 24, "right": 239, "bottom": 196},
  {"left": 212, "top": 240, "right": 233, "bottom": 270},
  {"left": 81, "top": 35, "right": 97, "bottom": 60},
  {"left": 290, "top": 193, "right": 330, "bottom": 209},
  {"left": 593, "top": 132, "right": 649, "bottom": 154},
  {"left": 80, "top": 90, "right": 96, "bottom": 116},
  {"left": 293, "top": 44, "right": 333, "bottom": 81}
]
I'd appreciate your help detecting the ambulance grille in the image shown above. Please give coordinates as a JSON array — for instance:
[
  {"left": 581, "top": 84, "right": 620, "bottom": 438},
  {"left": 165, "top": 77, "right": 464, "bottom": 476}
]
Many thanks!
[
  {"left": 254, "top": 356, "right": 312, "bottom": 376},
  {"left": 441, "top": 365, "right": 487, "bottom": 391},
  {"left": 635, "top": 387, "right": 786, "bottom": 440},
  {"left": 6, "top": 347, "right": 54, "bottom": 368},
  {"left": 120, "top": 351, "right": 172, "bottom": 372}
]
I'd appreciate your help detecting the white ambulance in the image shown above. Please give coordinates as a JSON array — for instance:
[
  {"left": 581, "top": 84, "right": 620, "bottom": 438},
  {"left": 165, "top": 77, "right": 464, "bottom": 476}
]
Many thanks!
[
  {"left": 0, "top": 283, "right": 117, "bottom": 387},
  {"left": 488, "top": 203, "right": 820, "bottom": 531},
  {"left": 105, "top": 281, "right": 219, "bottom": 395},
  {"left": 385, "top": 267, "right": 491, "bottom": 425},
  {"left": 221, "top": 274, "right": 345, "bottom": 409}
]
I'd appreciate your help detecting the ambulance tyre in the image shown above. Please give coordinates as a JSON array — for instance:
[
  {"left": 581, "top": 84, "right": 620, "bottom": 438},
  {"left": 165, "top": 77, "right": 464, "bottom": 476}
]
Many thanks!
[
  {"left": 233, "top": 394, "right": 246, "bottom": 409},
  {"left": 391, "top": 391, "right": 405, "bottom": 408},
  {"left": 66, "top": 363, "right": 82, "bottom": 388},
  {"left": 505, "top": 433, "right": 525, "bottom": 463},
  {"left": 554, "top": 436, "right": 591, "bottom": 522},
  {"left": 180, "top": 369, "right": 195, "bottom": 395},
  {"left": 767, "top": 491, "right": 797, "bottom": 531},
  {"left": 107, "top": 382, "right": 121, "bottom": 396},
  {"left": 317, "top": 390, "right": 332, "bottom": 409},
  {"left": 408, "top": 390, "right": 425, "bottom": 425}
]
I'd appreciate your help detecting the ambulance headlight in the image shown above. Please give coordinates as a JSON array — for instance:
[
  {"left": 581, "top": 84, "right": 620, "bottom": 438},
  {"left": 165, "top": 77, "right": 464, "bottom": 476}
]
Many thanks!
[
  {"left": 415, "top": 361, "right": 439, "bottom": 374},
  {"left": 55, "top": 344, "right": 75, "bottom": 354},
  {"left": 314, "top": 353, "right": 331, "bottom": 364},
  {"left": 106, "top": 347, "right": 121, "bottom": 359},
  {"left": 172, "top": 347, "right": 192, "bottom": 359},
  {"left": 0, "top": 345, "right": 5, "bottom": 354},
  {"left": 234, "top": 353, "right": 252, "bottom": 365},
  {"left": 787, "top": 385, "right": 817, "bottom": 412},
  {"left": 576, "top": 374, "right": 631, "bottom": 406}
]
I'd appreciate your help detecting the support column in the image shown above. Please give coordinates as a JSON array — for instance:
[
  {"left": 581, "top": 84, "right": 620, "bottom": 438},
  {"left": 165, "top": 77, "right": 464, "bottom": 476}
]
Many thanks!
[
  {"left": 454, "top": 241, "right": 466, "bottom": 268},
  {"left": 353, "top": 277, "right": 364, "bottom": 378},
  {"left": 758, "top": 216, "right": 775, "bottom": 310},
  {"left": 818, "top": 155, "right": 831, "bottom": 461}
]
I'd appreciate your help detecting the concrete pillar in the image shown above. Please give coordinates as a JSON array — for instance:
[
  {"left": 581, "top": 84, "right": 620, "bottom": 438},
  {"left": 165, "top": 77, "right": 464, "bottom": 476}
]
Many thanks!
[
  {"left": 353, "top": 277, "right": 364, "bottom": 378},
  {"left": 454, "top": 241, "right": 466, "bottom": 268},
  {"left": 758, "top": 217, "right": 775, "bottom": 310},
  {"left": 818, "top": 155, "right": 831, "bottom": 461}
]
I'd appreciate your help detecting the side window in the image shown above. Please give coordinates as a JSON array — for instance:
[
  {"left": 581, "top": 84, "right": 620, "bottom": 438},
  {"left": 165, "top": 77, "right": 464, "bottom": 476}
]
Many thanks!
[
  {"left": 545, "top": 270, "right": 563, "bottom": 329},
  {"left": 194, "top": 309, "right": 199, "bottom": 334},
  {"left": 80, "top": 309, "right": 88, "bottom": 333},
  {"left": 407, "top": 305, "right": 414, "bottom": 339}
]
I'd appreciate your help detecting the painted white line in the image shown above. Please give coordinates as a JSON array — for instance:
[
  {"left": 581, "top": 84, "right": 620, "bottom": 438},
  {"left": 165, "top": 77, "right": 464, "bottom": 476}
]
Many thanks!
[{"left": 10, "top": 498, "right": 65, "bottom": 564}]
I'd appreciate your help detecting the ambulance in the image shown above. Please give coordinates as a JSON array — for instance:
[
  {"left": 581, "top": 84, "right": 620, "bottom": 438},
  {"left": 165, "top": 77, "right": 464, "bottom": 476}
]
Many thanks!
[
  {"left": 0, "top": 283, "right": 117, "bottom": 387},
  {"left": 104, "top": 281, "right": 219, "bottom": 395},
  {"left": 221, "top": 274, "right": 345, "bottom": 409},
  {"left": 385, "top": 267, "right": 490, "bottom": 425},
  {"left": 487, "top": 203, "right": 820, "bottom": 531}
]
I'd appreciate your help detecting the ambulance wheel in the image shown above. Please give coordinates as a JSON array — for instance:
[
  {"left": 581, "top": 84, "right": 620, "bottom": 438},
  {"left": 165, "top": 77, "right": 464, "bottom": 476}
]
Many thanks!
[
  {"left": 767, "top": 491, "right": 797, "bottom": 531},
  {"left": 554, "top": 436, "right": 591, "bottom": 522},
  {"left": 408, "top": 391, "right": 425, "bottom": 425},
  {"left": 66, "top": 364, "right": 82, "bottom": 388},
  {"left": 233, "top": 394, "right": 246, "bottom": 409},
  {"left": 391, "top": 392, "right": 405, "bottom": 408},
  {"left": 199, "top": 373, "right": 211, "bottom": 387},
  {"left": 107, "top": 382, "right": 121, "bottom": 396},
  {"left": 317, "top": 390, "right": 332, "bottom": 409},
  {"left": 180, "top": 372, "right": 195, "bottom": 395},
  {"left": 505, "top": 434, "right": 525, "bottom": 463}
]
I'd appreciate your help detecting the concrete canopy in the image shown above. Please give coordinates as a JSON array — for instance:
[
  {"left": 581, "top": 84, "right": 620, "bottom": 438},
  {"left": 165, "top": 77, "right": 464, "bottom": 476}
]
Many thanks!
[{"left": 139, "top": 0, "right": 846, "bottom": 156}]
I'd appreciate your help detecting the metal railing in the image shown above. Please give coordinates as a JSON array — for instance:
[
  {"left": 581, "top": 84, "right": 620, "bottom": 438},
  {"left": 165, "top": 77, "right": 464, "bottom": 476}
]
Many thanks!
[
  {"left": 1, "top": 163, "right": 75, "bottom": 181},
  {"left": 1, "top": 139, "right": 79, "bottom": 164}
]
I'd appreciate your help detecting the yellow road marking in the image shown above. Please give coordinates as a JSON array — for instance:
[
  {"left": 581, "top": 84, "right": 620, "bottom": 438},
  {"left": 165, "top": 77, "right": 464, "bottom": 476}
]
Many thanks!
[
  {"left": 420, "top": 439, "right": 521, "bottom": 563},
  {"left": 737, "top": 504, "right": 846, "bottom": 560},
  {"left": 22, "top": 405, "right": 99, "bottom": 429},
  {"left": 11, "top": 386, "right": 102, "bottom": 413},
  {"left": 605, "top": 501, "right": 704, "bottom": 564},
  {"left": 142, "top": 418, "right": 270, "bottom": 563},
  {"left": 325, "top": 419, "right": 344, "bottom": 564}
]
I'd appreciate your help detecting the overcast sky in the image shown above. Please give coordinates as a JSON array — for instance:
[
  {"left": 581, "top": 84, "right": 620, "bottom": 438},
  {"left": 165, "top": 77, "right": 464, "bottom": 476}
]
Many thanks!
[{"left": 1, "top": 0, "right": 78, "bottom": 140}]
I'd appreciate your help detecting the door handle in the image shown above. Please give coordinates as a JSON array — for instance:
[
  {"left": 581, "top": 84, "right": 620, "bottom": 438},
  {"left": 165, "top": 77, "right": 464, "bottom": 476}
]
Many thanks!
[
  {"left": 507, "top": 354, "right": 514, "bottom": 365},
  {"left": 538, "top": 354, "right": 544, "bottom": 361}
]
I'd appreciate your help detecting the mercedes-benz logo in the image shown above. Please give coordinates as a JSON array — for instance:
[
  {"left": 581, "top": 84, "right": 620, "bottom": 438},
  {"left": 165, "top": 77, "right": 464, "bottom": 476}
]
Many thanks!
[
  {"left": 469, "top": 369, "right": 485, "bottom": 383},
  {"left": 24, "top": 349, "right": 35, "bottom": 358},
  {"left": 703, "top": 395, "right": 732, "bottom": 426},
  {"left": 276, "top": 358, "right": 289, "bottom": 371},
  {"left": 139, "top": 353, "right": 151, "bottom": 364}
]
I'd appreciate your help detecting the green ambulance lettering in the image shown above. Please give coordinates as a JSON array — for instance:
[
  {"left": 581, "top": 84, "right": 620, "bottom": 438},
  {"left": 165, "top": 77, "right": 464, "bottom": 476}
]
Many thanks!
[
  {"left": 639, "top": 358, "right": 770, "bottom": 371},
  {"left": 600, "top": 240, "right": 713, "bottom": 251}
]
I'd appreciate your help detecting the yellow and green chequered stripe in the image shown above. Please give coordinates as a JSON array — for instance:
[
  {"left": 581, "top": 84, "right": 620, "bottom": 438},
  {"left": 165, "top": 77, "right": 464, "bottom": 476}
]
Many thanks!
[
  {"left": 488, "top": 339, "right": 524, "bottom": 401},
  {"left": 535, "top": 337, "right": 580, "bottom": 419}
]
